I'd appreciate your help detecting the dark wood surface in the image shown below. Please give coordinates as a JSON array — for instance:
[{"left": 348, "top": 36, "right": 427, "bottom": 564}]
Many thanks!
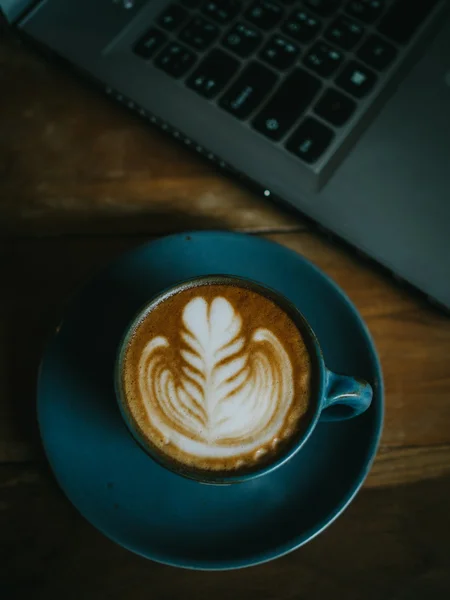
[{"left": 1, "top": 34, "right": 450, "bottom": 599}]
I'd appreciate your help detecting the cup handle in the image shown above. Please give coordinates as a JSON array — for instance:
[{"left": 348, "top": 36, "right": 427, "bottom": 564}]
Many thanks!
[{"left": 321, "top": 369, "right": 373, "bottom": 421}]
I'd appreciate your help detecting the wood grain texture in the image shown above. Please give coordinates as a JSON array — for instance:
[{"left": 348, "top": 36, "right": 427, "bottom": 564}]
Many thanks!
[
  {"left": 0, "top": 35, "right": 302, "bottom": 237},
  {"left": 0, "top": 464, "right": 449, "bottom": 599}
]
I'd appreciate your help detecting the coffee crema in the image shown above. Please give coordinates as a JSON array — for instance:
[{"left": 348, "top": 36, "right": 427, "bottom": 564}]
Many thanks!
[{"left": 120, "top": 283, "right": 312, "bottom": 474}]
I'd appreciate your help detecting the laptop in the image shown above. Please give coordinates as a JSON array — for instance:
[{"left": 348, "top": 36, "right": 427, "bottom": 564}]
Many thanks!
[{"left": 2, "top": 0, "right": 450, "bottom": 309}]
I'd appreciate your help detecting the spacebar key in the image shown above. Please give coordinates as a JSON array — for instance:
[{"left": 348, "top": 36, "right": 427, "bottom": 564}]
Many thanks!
[
  {"left": 252, "top": 68, "right": 321, "bottom": 141},
  {"left": 378, "top": 0, "right": 438, "bottom": 44}
]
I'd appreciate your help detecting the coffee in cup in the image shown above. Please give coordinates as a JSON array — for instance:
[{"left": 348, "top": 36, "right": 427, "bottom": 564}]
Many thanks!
[{"left": 117, "top": 277, "right": 315, "bottom": 479}]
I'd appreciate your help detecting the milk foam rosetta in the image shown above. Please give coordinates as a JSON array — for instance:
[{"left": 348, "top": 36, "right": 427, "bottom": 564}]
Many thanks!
[{"left": 122, "top": 285, "right": 311, "bottom": 471}]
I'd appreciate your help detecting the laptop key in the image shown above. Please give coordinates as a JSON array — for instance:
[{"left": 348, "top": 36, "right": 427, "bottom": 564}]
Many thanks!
[
  {"left": 303, "top": 0, "right": 340, "bottom": 17},
  {"left": 202, "top": 0, "right": 241, "bottom": 24},
  {"left": 252, "top": 68, "right": 321, "bottom": 141},
  {"left": 155, "top": 42, "right": 196, "bottom": 78},
  {"left": 314, "top": 88, "right": 356, "bottom": 126},
  {"left": 179, "top": 16, "right": 219, "bottom": 51},
  {"left": 222, "top": 22, "right": 262, "bottom": 58},
  {"left": 345, "top": 0, "right": 385, "bottom": 24},
  {"left": 325, "top": 16, "right": 364, "bottom": 50},
  {"left": 187, "top": 49, "right": 239, "bottom": 98},
  {"left": 133, "top": 28, "right": 167, "bottom": 59},
  {"left": 304, "top": 42, "right": 343, "bottom": 78},
  {"left": 286, "top": 117, "right": 334, "bottom": 163},
  {"left": 282, "top": 9, "right": 321, "bottom": 44},
  {"left": 357, "top": 34, "right": 396, "bottom": 70},
  {"left": 378, "top": 0, "right": 438, "bottom": 44},
  {"left": 158, "top": 4, "right": 189, "bottom": 32},
  {"left": 245, "top": 1, "right": 284, "bottom": 30},
  {"left": 219, "top": 62, "right": 278, "bottom": 119},
  {"left": 260, "top": 35, "right": 300, "bottom": 70},
  {"left": 335, "top": 60, "right": 376, "bottom": 98}
]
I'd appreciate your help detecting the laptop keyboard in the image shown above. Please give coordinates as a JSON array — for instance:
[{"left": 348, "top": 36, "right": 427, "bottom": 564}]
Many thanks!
[{"left": 133, "top": 0, "right": 438, "bottom": 167}]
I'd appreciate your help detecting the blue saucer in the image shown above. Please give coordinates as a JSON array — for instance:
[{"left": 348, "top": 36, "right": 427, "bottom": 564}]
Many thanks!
[{"left": 37, "top": 231, "right": 383, "bottom": 570}]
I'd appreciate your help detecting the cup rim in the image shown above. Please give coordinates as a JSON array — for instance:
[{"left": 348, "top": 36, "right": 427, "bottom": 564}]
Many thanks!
[{"left": 114, "top": 274, "right": 325, "bottom": 484}]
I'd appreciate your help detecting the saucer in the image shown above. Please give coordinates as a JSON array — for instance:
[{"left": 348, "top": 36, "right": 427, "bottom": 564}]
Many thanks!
[{"left": 37, "top": 231, "right": 383, "bottom": 570}]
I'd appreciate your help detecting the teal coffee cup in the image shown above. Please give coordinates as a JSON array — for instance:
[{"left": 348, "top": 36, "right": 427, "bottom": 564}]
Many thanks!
[{"left": 115, "top": 275, "right": 373, "bottom": 485}]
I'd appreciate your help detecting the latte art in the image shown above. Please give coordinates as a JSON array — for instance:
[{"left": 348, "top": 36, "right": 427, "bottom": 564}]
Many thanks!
[
  {"left": 121, "top": 283, "right": 312, "bottom": 473},
  {"left": 139, "top": 296, "right": 294, "bottom": 458}
]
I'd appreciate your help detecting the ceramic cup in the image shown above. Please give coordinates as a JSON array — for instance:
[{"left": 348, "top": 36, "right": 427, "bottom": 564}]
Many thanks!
[{"left": 115, "top": 276, "right": 373, "bottom": 484}]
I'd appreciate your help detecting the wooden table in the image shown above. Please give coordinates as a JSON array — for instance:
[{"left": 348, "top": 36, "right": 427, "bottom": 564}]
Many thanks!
[{"left": 1, "top": 32, "right": 449, "bottom": 599}]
